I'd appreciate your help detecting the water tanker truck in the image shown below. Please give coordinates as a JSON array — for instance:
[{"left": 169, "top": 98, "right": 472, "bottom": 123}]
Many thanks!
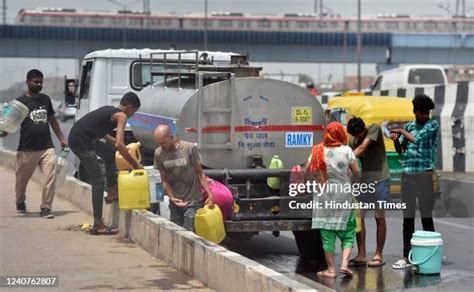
[
  {"left": 129, "top": 51, "right": 326, "bottom": 260},
  {"left": 70, "top": 49, "right": 327, "bottom": 260}
]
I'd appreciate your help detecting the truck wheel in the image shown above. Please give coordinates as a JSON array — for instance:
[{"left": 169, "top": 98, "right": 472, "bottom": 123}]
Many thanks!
[
  {"left": 293, "top": 230, "right": 325, "bottom": 262},
  {"left": 227, "top": 232, "right": 255, "bottom": 241}
]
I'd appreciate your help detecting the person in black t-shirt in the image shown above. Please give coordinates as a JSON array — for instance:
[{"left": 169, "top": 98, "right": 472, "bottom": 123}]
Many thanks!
[
  {"left": 13, "top": 69, "right": 68, "bottom": 218},
  {"left": 69, "top": 92, "right": 143, "bottom": 235}
]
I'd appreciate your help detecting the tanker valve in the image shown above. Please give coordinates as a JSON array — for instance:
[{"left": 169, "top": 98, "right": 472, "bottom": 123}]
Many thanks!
[
  {"left": 250, "top": 155, "right": 265, "bottom": 168},
  {"left": 271, "top": 205, "right": 280, "bottom": 215},
  {"left": 233, "top": 203, "right": 240, "bottom": 214}
]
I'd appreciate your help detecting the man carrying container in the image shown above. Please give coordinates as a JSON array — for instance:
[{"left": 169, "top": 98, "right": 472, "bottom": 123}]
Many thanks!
[
  {"left": 390, "top": 94, "right": 439, "bottom": 269},
  {"left": 12, "top": 69, "right": 68, "bottom": 219},
  {"left": 153, "top": 124, "right": 213, "bottom": 232},
  {"left": 68, "top": 92, "right": 143, "bottom": 235}
]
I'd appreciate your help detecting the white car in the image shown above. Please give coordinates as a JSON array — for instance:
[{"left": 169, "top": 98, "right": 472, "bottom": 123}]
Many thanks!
[{"left": 56, "top": 102, "right": 76, "bottom": 122}]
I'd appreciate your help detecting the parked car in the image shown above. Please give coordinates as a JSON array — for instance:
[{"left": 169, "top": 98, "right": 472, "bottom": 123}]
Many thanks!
[{"left": 371, "top": 65, "right": 448, "bottom": 91}]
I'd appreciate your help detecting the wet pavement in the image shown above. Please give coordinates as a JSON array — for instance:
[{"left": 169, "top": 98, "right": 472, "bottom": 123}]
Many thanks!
[{"left": 222, "top": 216, "right": 474, "bottom": 291}]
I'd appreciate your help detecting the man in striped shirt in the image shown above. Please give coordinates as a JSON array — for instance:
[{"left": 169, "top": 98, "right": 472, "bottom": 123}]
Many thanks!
[{"left": 390, "top": 94, "right": 439, "bottom": 269}]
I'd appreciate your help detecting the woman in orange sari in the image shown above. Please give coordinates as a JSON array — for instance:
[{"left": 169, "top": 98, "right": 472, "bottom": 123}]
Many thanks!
[{"left": 306, "top": 122, "right": 361, "bottom": 278}]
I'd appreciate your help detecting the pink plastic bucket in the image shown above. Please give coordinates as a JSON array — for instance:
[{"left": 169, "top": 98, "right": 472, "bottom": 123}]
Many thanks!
[{"left": 202, "top": 178, "right": 234, "bottom": 220}]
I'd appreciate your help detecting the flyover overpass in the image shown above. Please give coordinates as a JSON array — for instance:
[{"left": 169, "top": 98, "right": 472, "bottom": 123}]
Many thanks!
[{"left": 0, "top": 25, "right": 473, "bottom": 64}]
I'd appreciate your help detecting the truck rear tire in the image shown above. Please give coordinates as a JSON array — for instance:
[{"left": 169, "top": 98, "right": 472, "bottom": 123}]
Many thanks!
[
  {"left": 293, "top": 230, "right": 325, "bottom": 262},
  {"left": 227, "top": 232, "right": 255, "bottom": 241}
]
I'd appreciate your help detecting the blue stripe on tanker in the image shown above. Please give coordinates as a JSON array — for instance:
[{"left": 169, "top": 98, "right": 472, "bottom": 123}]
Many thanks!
[{"left": 128, "top": 112, "right": 177, "bottom": 134}]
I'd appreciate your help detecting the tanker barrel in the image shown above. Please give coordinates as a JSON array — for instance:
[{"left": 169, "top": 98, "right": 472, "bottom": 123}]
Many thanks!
[
  {"left": 133, "top": 76, "right": 326, "bottom": 170},
  {"left": 204, "top": 169, "right": 292, "bottom": 180}
]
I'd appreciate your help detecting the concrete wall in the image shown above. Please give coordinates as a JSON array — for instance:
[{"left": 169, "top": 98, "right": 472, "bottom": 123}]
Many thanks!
[{"left": 0, "top": 148, "right": 321, "bottom": 292}]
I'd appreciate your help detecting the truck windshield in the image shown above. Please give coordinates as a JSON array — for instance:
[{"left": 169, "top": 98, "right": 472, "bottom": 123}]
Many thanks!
[
  {"left": 131, "top": 61, "right": 195, "bottom": 90},
  {"left": 78, "top": 61, "right": 94, "bottom": 100},
  {"left": 408, "top": 68, "right": 445, "bottom": 84}
]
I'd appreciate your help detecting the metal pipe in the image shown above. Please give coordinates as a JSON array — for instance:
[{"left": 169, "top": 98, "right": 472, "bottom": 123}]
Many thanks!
[{"left": 204, "top": 169, "right": 292, "bottom": 180}]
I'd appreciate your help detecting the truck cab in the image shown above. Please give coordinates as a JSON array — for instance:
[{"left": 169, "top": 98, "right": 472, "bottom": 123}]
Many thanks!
[{"left": 71, "top": 49, "right": 242, "bottom": 144}]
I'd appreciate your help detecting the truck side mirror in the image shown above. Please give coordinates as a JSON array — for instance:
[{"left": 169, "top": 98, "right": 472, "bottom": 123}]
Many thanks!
[{"left": 64, "top": 77, "right": 78, "bottom": 106}]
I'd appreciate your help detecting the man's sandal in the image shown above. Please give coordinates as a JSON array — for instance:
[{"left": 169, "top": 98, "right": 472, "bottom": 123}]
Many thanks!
[
  {"left": 104, "top": 196, "right": 118, "bottom": 204},
  {"left": 89, "top": 225, "right": 119, "bottom": 235},
  {"left": 392, "top": 259, "right": 412, "bottom": 269},
  {"left": 339, "top": 268, "right": 353, "bottom": 278},
  {"left": 368, "top": 258, "right": 386, "bottom": 267}
]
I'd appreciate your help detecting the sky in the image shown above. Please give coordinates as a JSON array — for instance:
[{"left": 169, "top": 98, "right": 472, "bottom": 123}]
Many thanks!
[{"left": 0, "top": 0, "right": 471, "bottom": 90}]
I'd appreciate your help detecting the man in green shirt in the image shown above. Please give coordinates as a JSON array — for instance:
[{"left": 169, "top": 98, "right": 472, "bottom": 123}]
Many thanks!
[
  {"left": 390, "top": 94, "right": 438, "bottom": 269},
  {"left": 347, "top": 117, "right": 391, "bottom": 268}
]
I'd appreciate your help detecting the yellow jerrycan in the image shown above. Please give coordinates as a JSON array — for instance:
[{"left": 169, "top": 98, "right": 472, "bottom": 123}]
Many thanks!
[
  {"left": 116, "top": 142, "right": 142, "bottom": 171},
  {"left": 118, "top": 169, "right": 150, "bottom": 210},
  {"left": 267, "top": 155, "right": 284, "bottom": 189},
  {"left": 194, "top": 205, "right": 226, "bottom": 244}
]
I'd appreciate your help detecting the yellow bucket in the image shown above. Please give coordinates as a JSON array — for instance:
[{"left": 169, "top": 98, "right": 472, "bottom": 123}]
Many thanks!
[
  {"left": 118, "top": 169, "right": 150, "bottom": 210},
  {"left": 194, "top": 205, "right": 226, "bottom": 244},
  {"left": 116, "top": 142, "right": 142, "bottom": 170}
]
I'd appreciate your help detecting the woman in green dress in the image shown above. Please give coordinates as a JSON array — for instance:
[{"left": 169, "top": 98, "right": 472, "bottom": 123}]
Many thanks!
[{"left": 306, "top": 121, "right": 361, "bottom": 278}]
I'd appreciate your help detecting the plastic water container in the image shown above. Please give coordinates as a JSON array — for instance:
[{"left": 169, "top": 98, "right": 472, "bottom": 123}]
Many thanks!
[
  {"left": 267, "top": 155, "right": 284, "bottom": 189},
  {"left": 408, "top": 230, "right": 444, "bottom": 274},
  {"left": 144, "top": 166, "right": 164, "bottom": 203},
  {"left": 118, "top": 169, "right": 150, "bottom": 210},
  {"left": 194, "top": 204, "right": 226, "bottom": 244},
  {"left": 0, "top": 100, "right": 29, "bottom": 133},
  {"left": 202, "top": 178, "right": 234, "bottom": 220},
  {"left": 115, "top": 142, "right": 142, "bottom": 170},
  {"left": 56, "top": 148, "right": 70, "bottom": 187}
]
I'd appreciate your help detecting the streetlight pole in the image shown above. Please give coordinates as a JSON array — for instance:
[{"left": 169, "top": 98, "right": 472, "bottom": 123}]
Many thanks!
[
  {"left": 204, "top": 0, "right": 208, "bottom": 51},
  {"left": 2, "top": 0, "right": 6, "bottom": 25},
  {"left": 357, "top": 0, "right": 362, "bottom": 92},
  {"left": 320, "top": 0, "right": 323, "bottom": 19},
  {"left": 107, "top": 0, "right": 141, "bottom": 48},
  {"left": 343, "top": 21, "right": 348, "bottom": 92}
]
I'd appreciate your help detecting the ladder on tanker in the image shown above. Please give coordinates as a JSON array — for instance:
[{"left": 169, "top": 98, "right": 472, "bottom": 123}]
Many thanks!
[{"left": 148, "top": 50, "right": 236, "bottom": 150}]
